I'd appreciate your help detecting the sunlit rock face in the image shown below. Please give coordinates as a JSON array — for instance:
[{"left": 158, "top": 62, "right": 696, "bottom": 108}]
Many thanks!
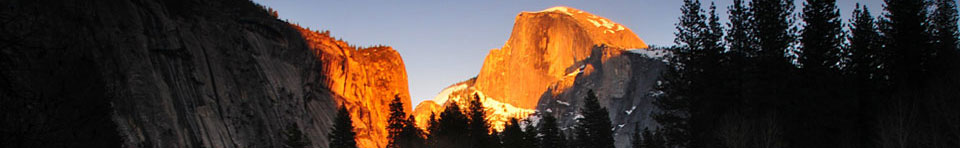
[
  {"left": 475, "top": 6, "right": 648, "bottom": 110},
  {"left": 412, "top": 6, "right": 653, "bottom": 134},
  {"left": 293, "top": 26, "right": 411, "bottom": 148},
  {"left": 0, "top": 0, "right": 408, "bottom": 148}
]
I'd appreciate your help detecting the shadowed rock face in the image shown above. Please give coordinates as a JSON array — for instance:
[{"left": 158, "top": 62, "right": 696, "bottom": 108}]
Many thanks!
[
  {"left": 535, "top": 46, "right": 667, "bottom": 148},
  {"left": 0, "top": 0, "right": 408, "bottom": 148}
]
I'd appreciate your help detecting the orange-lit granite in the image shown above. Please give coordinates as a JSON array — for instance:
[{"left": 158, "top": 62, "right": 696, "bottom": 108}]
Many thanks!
[
  {"left": 412, "top": 6, "right": 648, "bottom": 132},
  {"left": 476, "top": 6, "right": 648, "bottom": 109},
  {"left": 292, "top": 25, "right": 411, "bottom": 148}
]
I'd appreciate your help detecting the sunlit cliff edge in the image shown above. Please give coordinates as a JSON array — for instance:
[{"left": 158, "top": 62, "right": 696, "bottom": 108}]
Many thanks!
[
  {"left": 0, "top": 0, "right": 410, "bottom": 147},
  {"left": 292, "top": 25, "right": 411, "bottom": 148}
]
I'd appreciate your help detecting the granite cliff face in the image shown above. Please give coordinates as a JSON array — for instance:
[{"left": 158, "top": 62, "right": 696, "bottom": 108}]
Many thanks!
[
  {"left": 412, "top": 6, "right": 666, "bottom": 147},
  {"left": 294, "top": 26, "right": 411, "bottom": 148},
  {"left": 475, "top": 6, "right": 648, "bottom": 109},
  {"left": 0, "top": 0, "right": 407, "bottom": 147},
  {"left": 534, "top": 47, "right": 668, "bottom": 148}
]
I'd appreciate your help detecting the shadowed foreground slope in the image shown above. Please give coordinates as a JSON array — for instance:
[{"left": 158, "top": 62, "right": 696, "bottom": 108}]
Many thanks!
[{"left": 0, "top": 0, "right": 409, "bottom": 147}]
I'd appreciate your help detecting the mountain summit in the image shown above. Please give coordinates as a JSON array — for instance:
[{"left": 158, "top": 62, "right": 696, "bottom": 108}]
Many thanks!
[
  {"left": 476, "top": 6, "right": 648, "bottom": 109},
  {"left": 413, "top": 6, "right": 650, "bottom": 131}
]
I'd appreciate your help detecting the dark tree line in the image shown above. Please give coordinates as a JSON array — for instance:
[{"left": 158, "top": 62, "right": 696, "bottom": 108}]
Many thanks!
[
  {"left": 652, "top": 0, "right": 960, "bottom": 148},
  {"left": 380, "top": 90, "right": 617, "bottom": 148}
]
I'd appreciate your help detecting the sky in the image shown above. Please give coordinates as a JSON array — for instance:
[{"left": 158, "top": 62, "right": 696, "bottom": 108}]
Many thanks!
[{"left": 251, "top": 0, "right": 887, "bottom": 106}]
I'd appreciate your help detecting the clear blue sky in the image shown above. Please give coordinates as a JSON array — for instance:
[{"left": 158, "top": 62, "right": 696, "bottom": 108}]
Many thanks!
[{"left": 251, "top": 0, "right": 885, "bottom": 106}]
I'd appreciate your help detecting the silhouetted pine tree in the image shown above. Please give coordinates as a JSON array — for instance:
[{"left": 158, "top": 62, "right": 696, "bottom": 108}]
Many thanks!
[
  {"left": 654, "top": 2, "right": 707, "bottom": 148},
  {"left": 930, "top": 0, "right": 960, "bottom": 75},
  {"left": 538, "top": 114, "right": 564, "bottom": 148},
  {"left": 426, "top": 112, "right": 440, "bottom": 148},
  {"left": 467, "top": 94, "right": 493, "bottom": 148},
  {"left": 879, "top": 0, "right": 958, "bottom": 147},
  {"left": 749, "top": 0, "right": 797, "bottom": 109},
  {"left": 928, "top": 0, "right": 960, "bottom": 146},
  {"left": 650, "top": 45, "right": 691, "bottom": 148},
  {"left": 574, "top": 90, "right": 615, "bottom": 148},
  {"left": 387, "top": 96, "right": 406, "bottom": 148},
  {"left": 847, "top": 4, "right": 884, "bottom": 148},
  {"left": 522, "top": 121, "right": 540, "bottom": 148},
  {"left": 727, "top": 0, "right": 756, "bottom": 57},
  {"left": 750, "top": 0, "right": 795, "bottom": 67},
  {"left": 881, "top": 0, "right": 931, "bottom": 83},
  {"left": 501, "top": 118, "right": 527, "bottom": 148},
  {"left": 800, "top": 0, "right": 843, "bottom": 72},
  {"left": 931, "top": 0, "right": 959, "bottom": 54},
  {"left": 703, "top": 2, "right": 726, "bottom": 65},
  {"left": 490, "top": 130, "right": 504, "bottom": 148},
  {"left": 432, "top": 100, "right": 470, "bottom": 147},
  {"left": 329, "top": 104, "right": 358, "bottom": 148},
  {"left": 398, "top": 115, "right": 426, "bottom": 148},
  {"left": 847, "top": 4, "right": 885, "bottom": 81}
]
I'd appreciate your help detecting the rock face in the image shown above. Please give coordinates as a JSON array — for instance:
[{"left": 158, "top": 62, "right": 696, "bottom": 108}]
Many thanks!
[
  {"left": 412, "top": 6, "right": 666, "bottom": 147},
  {"left": 294, "top": 26, "right": 411, "bottom": 148},
  {"left": 475, "top": 6, "right": 648, "bottom": 109},
  {"left": 535, "top": 47, "right": 668, "bottom": 148},
  {"left": 0, "top": 0, "right": 407, "bottom": 148}
]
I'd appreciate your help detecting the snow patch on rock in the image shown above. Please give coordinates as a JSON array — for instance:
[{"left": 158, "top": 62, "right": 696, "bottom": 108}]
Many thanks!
[
  {"left": 556, "top": 100, "right": 571, "bottom": 106},
  {"left": 540, "top": 6, "right": 574, "bottom": 16},
  {"left": 432, "top": 83, "right": 468, "bottom": 105},
  {"left": 625, "top": 106, "right": 636, "bottom": 115}
]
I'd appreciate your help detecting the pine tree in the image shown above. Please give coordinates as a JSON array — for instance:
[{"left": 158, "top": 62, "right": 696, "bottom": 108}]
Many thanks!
[
  {"left": 751, "top": 0, "right": 796, "bottom": 67},
  {"left": 426, "top": 112, "right": 440, "bottom": 148},
  {"left": 930, "top": 0, "right": 960, "bottom": 74},
  {"left": 931, "top": 0, "right": 959, "bottom": 54},
  {"left": 538, "top": 114, "right": 564, "bottom": 148},
  {"left": 880, "top": 0, "right": 944, "bottom": 147},
  {"left": 399, "top": 115, "right": 426, "bottom": 148},
  {"left": 675, "top": 0, "right": 706, "bottom": 56},
  {"left": 490, "top": 130, "right": 504, "bottom": 148},
  {"left": 522, "top": 121, "right": 540, "bottom": 148},
  {"left": 387, "top": 96, "right": 406, "bottom": 148},
  {"left": 727, "top": 0, "right": 756, "bottom": 57},
  {"left": 501, "top": 118, "right": 526, "bottom": 148},
  {"left": 847, "top": 4, "right": 884, "bottom": 80},
  {"left": 847, "top": 4, "right": 884, "bottom": 148},
  {"left": 703, "top": 2, "right": 726, "bottom": 62},
  {"left": 574, "top": 90, "right": 615, "bottom": 148},
  {"left": 467, "top": 94, "right": 493, "bottom": 148},
  {"left": 329, "top": 104, "right": 358, "bottom": 148},
  {"left": 800, "top": 0, "right": 844, "bottom": 71},
  {"left": 882, "top": 0, "right": 931, "bottom": 83},
  {"left": 433, "top": 100, "right": 470, "bottom": 147},
  {"left": 655, "top": 1, "right": 713, "bottom": 148}
]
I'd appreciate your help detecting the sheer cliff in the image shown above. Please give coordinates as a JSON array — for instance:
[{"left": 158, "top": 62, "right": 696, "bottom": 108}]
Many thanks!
[
  {"left": 475, "top": 6, "right": 648, "bottom": 109},
  {"left": 0, "top": 0, "right": 407, "bottom": 147},
  {"left": 412, "top": 7, "right": 666, "bottom": 148}
]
